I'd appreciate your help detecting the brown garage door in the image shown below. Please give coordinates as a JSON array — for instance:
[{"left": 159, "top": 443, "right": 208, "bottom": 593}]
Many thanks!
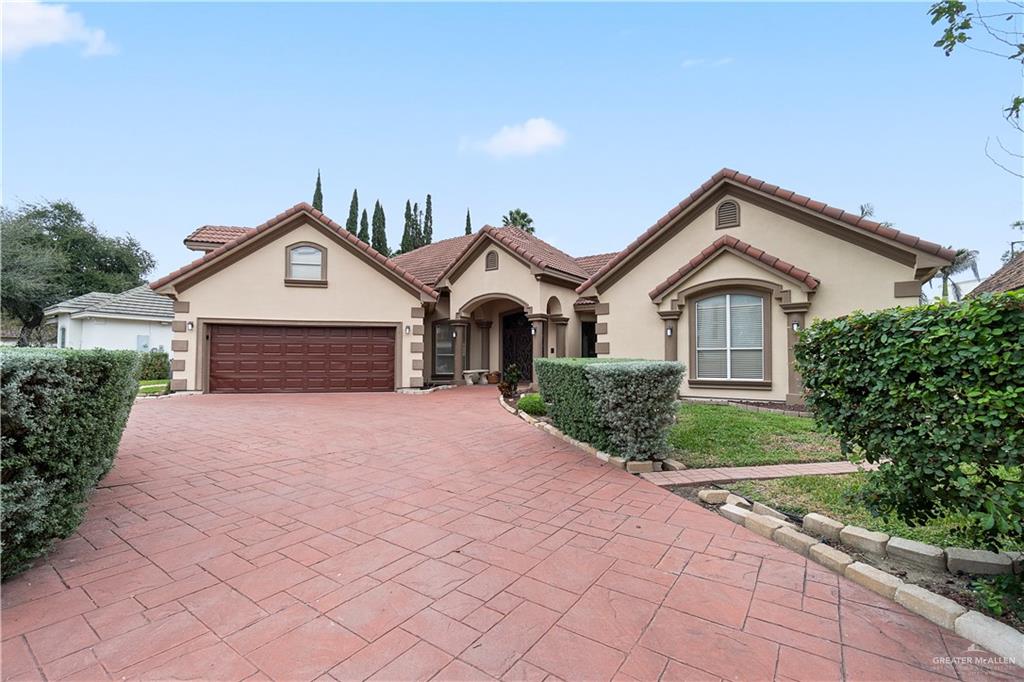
[{"left": 208, "top": 324, "right": 395, "bottom": 393}]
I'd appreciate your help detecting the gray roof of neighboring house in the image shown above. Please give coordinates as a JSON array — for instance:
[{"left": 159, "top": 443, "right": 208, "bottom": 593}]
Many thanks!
[{"left": 45, "top": 286, "right": 174, "bottom": 320}]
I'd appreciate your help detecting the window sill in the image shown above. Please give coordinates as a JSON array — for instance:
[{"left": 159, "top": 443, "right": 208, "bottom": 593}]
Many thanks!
[
  {"left": 688, "top": 379, "right": 772, "bottom": 390},
  {"left": 284, "top": 279, "right": 328, "bottom": 288}
]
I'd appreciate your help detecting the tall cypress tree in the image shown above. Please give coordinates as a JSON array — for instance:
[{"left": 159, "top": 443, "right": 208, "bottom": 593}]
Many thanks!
[
  {"left": 423, "top": 194, "right": 433, "bottom": 245},
  {"left": 357, "top": 208, "right": 370, "bottom": 243},
  {"left": 465, "top": 209, "right": 472, "bottom": 235},
  {"left": 412, "top": 201, "right": 423, "bottom": 249},
  {"left": 400, "top": 200, "right": 414, "bottom": 254},
  {"left": 371, "top": 201, "right": 389, "bottom": 256},
  {"left": 312, "top": 171, "right": 323, "bottom": 211},
  {"left": 345, "top": 189, "right": 359, "bottom": 232}
]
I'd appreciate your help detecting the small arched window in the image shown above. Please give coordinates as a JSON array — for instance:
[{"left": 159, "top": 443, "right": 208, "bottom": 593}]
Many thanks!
[
  {"left": 485, "top": 250, "right": 499, "bottom": 271},
  {"left": 716, "top": 200, "right": 740, "bottom": 229},
  {"left": 286, "top": 243, "right": 326, "bottom": 283}
]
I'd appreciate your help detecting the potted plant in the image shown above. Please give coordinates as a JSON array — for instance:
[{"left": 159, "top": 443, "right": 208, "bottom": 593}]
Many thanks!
[
  {"left": 497, "top": 364, "right": 521, "bottom": 399},
  {"left": 485, "top": 371, "right": 500, "bottom": 384}
]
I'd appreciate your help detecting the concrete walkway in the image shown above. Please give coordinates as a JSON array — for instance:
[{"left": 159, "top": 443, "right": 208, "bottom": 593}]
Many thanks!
[
  {"left": 642, "top": 461, "right": 878, "bottom": 487},
  {"left": 2, "top": 387, "right": 1017, "bottom": 681}
]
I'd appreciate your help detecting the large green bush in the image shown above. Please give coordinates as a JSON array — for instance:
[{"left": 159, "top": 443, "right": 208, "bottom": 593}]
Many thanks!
[
  {"left": 1, "top": 348, "right": 140, "bottom": 579},
  {"left": 536, "top": 357, "right": 683, "bottom": 460},
  {"left": 795, "top": 293, "right": 1024, "bottom": 550},
  {"left": 587, "top": 361, "right": 684, "bottom": 460},
  {"left": 137, "top": 350, "right": 170, "bottom": 381},
  {"left": 535, "top": 358, "right": 618, "bottom": 451}
]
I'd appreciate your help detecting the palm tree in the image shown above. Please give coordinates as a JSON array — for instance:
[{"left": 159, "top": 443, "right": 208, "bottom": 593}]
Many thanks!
[
  {"left": 929, "top": 248, "right": 980, "bottom": 301},
  {"left": 502, "top": 209, "right": 534, "bottom": 233}
]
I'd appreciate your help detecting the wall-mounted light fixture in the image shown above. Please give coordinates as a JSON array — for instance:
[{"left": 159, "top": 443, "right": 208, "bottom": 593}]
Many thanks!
[
  {"left": 530, "top": 326, "right": 536, "bottom": 336},
  {"left": 666, "top": 326, "right": 673, "bottom": 337},
  {"left": 404, "top": 325, "right": 411, "bottom": 334},
  {"left": 186, "top": 322, "right": 194, "bottom": 332},
  {"left": 791, "top": 321, "right": 801, "bottom": 333}
]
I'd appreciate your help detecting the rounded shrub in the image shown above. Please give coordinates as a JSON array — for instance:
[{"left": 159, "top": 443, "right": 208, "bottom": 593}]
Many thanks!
[
  {"left": 795, "top": 292, "right": 1024, "bottom": 550},
  {"left": 517, "top": 393, "right": 547, "bottom": 416}
]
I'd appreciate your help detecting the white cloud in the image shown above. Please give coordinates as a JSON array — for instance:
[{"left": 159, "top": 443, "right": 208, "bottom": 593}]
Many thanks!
[
  {"left": 681, "top": 57, "right": 734, "bottom": 69},
  {"left": 3, "top": 1, "right": 116, "bottom": 59},
  {"left": 462, "top": 118, "right": 567, "bottom": 159}
]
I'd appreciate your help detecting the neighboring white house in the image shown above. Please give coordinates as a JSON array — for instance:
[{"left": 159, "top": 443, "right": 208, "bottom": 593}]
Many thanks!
[{"left": 44, "top": 286, "right": 174, "bottom": 352}]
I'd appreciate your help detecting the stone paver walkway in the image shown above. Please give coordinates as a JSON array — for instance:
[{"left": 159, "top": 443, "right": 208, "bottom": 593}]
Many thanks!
[
  {"left": 2, "top": 387, "right": 1018, "bottom": 681},
  {"left": 642, "top": 461, "right": 878, "bottom": 487}
]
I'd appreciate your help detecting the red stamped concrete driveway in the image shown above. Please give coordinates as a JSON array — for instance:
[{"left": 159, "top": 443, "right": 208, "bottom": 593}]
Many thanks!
[{"left": 2, "top": 387, "right": 1017, "bottom": 681}]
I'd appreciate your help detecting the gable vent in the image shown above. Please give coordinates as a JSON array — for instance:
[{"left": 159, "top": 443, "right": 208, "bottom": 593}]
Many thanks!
[
  {"left": 716, "top": 200, "right": 740, "bottom": 228},
  {"left": 485, "top": 251, "right": 499, "bottom": 271}
]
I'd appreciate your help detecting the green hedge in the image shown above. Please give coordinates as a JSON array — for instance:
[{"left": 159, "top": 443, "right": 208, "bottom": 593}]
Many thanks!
[
  {"left": 795, "top": 292, "right": 1024, "bottom": 550},
  {"left": 587, "top": 361, "right": 685, "bottom": 460},
  {"left": 137, "top": 351, "right": 170, "bottom": 381},
  {"left": 535, "top": 358, "right": 618, "bottom": 451},
  {"left": 536, "top": 358, "right": 683, "bottom": 460},
  {"left": 1, "top": 348, "right": 140, "bottom": 579}
]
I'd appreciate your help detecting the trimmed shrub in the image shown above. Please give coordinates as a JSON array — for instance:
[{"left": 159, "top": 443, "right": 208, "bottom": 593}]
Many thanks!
[
  {"left": 535, "top": 358, "right": 618, "bottom": 451},
  {"left": 795, "top": 292, "right": 1024, "bottom": 550},
  {"left": 517, "top": 393, "right": 547, "bottom": 416},
  {"left": 586, "top": 361, "right": 685, "bottom": 460},
  {"left": 1, "top": 348, "right": 140, "bottom": 579},
  {"left": 137, "top": 350, "right": 170, "bottom": 381}
]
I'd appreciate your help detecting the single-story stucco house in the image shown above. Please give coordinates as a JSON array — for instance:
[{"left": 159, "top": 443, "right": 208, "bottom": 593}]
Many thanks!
[
  {"left": 151, "top": 168, "right": 954, "bottom": 403},
  {"left": 44, "top": 286, "right": 174, "bottom": 352}
]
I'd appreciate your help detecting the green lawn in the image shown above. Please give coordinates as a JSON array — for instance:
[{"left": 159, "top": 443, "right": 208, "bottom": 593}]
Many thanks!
[
  {"left": 666, "top": 403, "right": 842, "bottom": 468},
  {"left": 729, "top": 473, "right": 1023, "bottom": 552},
  {"left": 137, "top": 379, "right": 170, "bottom": 396}
]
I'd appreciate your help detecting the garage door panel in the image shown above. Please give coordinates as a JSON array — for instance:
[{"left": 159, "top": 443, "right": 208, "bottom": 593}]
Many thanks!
[{"left": 209, "top": 324, "right": 395, "bottom": 394}]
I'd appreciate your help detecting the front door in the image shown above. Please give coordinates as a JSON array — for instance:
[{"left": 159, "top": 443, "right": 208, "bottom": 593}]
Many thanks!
[
  {"left": 581, "top": 321, "right": 597, "bottom": 358},
  {"left": 501, "top": 312, "right": 533, "bottom": 381}
]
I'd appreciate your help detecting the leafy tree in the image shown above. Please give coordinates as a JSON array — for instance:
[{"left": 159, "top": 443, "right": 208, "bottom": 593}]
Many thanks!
[
  {"left": 502, "top": 208, "right": 534, "bottom": 233},
  {"left": 929, "top": 247, "right": 980, "bottom": 301},
  {"left": 0, "top": 201, "right": 155, "bottom": 344},
  {"left": 929, "top": 1, "right": 1023, "bottom": 176},
  {"left": 312, "top": 170, "right": 323, "bottom": 211},
  {"left": 400, "top": 200, "right": 415, "bottom": 254},
  {"left": 423, "top": 194, "right": 433, "bottom": 245},
  {"left": 358, "top": 208, "right": 370, "bottom": 243},
  {"left": 465, "top": 208, "right": 472, "bottom": 235},
  {"left": 345, "top": 189, "right": 359, "bottom": 232},
  {"left": 371, "top": 201, "right": 389, "bottom": 256}
]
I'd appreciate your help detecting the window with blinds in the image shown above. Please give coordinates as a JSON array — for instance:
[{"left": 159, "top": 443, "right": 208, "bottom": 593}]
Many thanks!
[
  {"left": 716, "top": 200, "right": 740, "bottom": 228},
  {"left": 695, "top": 293, "right": 763, "bottom": 380},
  {"left": 287, "top": 244, "right": 325, "bottom": 281}
]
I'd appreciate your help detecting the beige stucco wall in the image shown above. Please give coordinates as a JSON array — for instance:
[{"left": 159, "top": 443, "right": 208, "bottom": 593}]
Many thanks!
[
  {"left": 598, "top": 195, "right": 921, "bottom": 401},
  {"left": 165, "top": 220, "right": 426, "bottom": 391}
]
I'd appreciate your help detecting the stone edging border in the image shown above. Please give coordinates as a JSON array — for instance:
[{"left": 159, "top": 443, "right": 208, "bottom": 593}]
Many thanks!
[
  {"left": 496, "top": 393, "right": 686, "bottom": 474},
  {"left": 682, "top": 397, "right": 811, "bottom": 418},
  {"left": 396, "top": 384, "right": 457, "bottom": 396},
  {"left": 695, "top": 489, "right": 1023, "bottom": 661}
]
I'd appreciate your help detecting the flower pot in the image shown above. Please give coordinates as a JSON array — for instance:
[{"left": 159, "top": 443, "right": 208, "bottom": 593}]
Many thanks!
[{"left": 485, "top": 372, "right": 500, "bottom": 384}]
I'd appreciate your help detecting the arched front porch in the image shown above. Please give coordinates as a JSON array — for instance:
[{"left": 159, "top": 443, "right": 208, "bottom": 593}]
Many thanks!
[{"left": 451, "top": 293, "right": 570, "bottom": 388}]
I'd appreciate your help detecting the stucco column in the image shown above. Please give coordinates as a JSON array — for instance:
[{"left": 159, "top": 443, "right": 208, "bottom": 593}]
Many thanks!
[
  {"left": 475, "top": 320, "right": 492, "bottom": 370},
  {"left": 781, "top": 303, "right": 810, "bottom": 405},
  {"left": 658, "top": 310, "right": 682, "bottom": 361},
  {"left": 451, "top": 320, "right": 469, "bottom": 384},
  {"left": 527, "top": 314, "right": 547, "bottom": 391},
  {"left": 549, "top": 316, "right": 569, "bottom": 357}
]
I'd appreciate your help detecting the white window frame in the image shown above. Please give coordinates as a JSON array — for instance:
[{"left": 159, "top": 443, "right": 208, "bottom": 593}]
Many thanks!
[
  {"left": 286, "top": 243, "right": 326, "bottom": 283},
  {"left": 695, "top": 293, "right": 763, "bottom": 380}
]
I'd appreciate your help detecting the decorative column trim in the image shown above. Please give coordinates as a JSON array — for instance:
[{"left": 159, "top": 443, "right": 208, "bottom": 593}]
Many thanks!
[
  {"left": 451, "top": 320, "right": 470, "bottom": 384},
  {"left": 782, "top": 303, "right": 811, "bottom": 405},
  {"left": 475, "top": 319, "right": 492, "bottom": 370},
  {"left": 659, "top": 310, "right": 682, "bottom": 362},
  {"left": 526, "top": 314, "right": 547, "bottom": 389}
]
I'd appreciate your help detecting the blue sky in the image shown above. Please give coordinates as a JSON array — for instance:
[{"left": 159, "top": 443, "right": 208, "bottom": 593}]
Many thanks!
[{"left": 4, "top": 2, "right": 1021, "bottom": 286}]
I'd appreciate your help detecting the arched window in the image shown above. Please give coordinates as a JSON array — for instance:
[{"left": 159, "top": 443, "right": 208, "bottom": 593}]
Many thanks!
[
  {"left": 485, "top": 250, "right": 499, "bottom": 271},
  {"left": 694, "top": 292, "right": 764, "bottom": 380},
  {"left": 286, "top": 243, "right": 326, "bottom": 283},
  {"left": 716, "top": 200, "right": 740, "bottom": 229}
]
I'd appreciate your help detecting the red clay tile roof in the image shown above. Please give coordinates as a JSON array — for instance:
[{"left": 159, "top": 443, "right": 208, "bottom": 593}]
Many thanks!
[
  {"left": 151, "top": 203, "right": 438, "bottom": 299},
  {"left": 574, "top": 252, "right": 619, "bottom": 276},
  {"left": 578, "top": 168, "right": 956, "bottom": 294},
  {"left": 648, "top": 235, "right": 819, "bottom": 301},
  {"left": 480, "top": 226, "right": 590, "bottom": 281},
  {"left": 969, "top": 252, "right": 1024, "bottom": 296},
  {"left": 391, "top": 234, "right": 476, "bottom": 286},
  {"left": 183, "top": 225, "right": 253, "bottom": 246}
]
